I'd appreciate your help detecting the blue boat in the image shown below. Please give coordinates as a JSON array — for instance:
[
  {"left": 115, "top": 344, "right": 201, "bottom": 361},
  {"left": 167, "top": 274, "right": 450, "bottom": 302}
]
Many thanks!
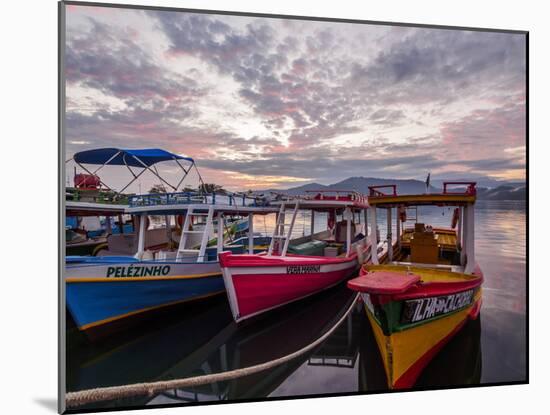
[
  {"left": 66, "top": 256, "right": 225, "bottom": 331},
  {"left": 65, "top": 148, "right": 277, "bottom": 336}
]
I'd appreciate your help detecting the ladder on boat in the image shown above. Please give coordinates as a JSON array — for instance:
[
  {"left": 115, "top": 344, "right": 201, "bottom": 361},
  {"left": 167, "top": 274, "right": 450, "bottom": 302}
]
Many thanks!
[
  {"left": 267, "top": 202, "right": 299, "bottom": 257},
  {"left": 176, "top": 206, "right": 214, "bottom": 262}
]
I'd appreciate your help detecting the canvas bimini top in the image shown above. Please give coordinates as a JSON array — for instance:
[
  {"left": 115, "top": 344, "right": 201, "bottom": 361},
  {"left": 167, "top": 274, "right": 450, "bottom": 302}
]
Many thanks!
[
  {"left": 68, "top": 147, "right": 202, "bottom": 195},
  {"left": 73, "top": 148, "right": 194, "bottom": 168}
]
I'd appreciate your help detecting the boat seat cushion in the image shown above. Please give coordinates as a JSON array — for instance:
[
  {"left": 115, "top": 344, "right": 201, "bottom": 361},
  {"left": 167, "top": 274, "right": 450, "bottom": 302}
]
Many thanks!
[
  {"left": 287, "top": 239, "right": 328, "bottom": 256},
  {"left": 347, "top": 271, "right": 420, "bottom": 294}
]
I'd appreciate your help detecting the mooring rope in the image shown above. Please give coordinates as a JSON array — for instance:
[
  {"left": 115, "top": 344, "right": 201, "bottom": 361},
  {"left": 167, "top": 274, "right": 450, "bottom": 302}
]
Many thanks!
[{"left": 66, "top": 292, "right": 360, "bottom": 408}]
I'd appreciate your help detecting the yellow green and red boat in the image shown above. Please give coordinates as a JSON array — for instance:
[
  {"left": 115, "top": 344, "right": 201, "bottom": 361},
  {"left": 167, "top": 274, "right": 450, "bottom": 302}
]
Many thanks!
[{"left": 348, "top": 181, "right": 483, "bottom": 389}]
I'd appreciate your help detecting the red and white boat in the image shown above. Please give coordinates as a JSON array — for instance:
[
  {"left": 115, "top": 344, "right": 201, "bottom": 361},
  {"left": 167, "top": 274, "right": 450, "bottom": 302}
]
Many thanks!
[{"left": 219, "top": 190, "right": 371, "bottom": 322}]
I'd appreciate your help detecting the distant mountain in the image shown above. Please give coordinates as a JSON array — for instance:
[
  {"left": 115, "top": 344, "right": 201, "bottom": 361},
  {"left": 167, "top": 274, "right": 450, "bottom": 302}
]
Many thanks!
[
  {"left": 259, "top": 177, "right": 436, "bottom": 196},
  {"left": 258, "top": 176, "right": 526, "bottom": 201},
  {"left": 430, "top": 177, "right": 525, "bottom": 190},
  {"left": 328, "top": 177, "right": 438, "bottom": 195},
  {"left": 260, "top": 182, "right": 329, "bottom": 196},
  {"left": 477, "top": 184, "right": 526, "bottom": 200}
]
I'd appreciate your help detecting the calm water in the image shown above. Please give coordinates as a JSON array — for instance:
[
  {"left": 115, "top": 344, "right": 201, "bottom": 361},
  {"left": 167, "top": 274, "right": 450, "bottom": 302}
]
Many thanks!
[{"left": 66, "top": 200, "right": 527, "bottom": 410}]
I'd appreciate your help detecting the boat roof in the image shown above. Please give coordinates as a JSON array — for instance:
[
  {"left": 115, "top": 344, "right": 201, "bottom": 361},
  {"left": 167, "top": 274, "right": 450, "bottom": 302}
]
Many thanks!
[
  {"left": 125, "top": 191, "right": 279, "bottom": 215},
  {"left": 126, "top": 204, "right": 279, "bottom": 215},
  {"left": 367, "top": 182, "right": 477, "bottom": 208},
  {"left": 272, "top": 190, "right": 369, "bottom": 210},
  {"left": 66, "top": 201, "right": 127, "bottom": 217},
  {"left": 73, "top": 148, "right": 193, "bottom": 168}
]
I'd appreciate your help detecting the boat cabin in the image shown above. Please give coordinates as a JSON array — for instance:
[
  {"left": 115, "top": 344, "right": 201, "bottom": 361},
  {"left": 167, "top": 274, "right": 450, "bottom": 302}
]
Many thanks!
[
  {"left": 66, "top": 201, "right": 131, "bottom": 256},
  {"left": 125, "top": 191, "right": 278, "bottom": 262},
  {"left": 268, "top": 190, "right": 370, "bottom": 258},
  {"left": 367, "top": 182, "right": 478, "bottom": 274}
]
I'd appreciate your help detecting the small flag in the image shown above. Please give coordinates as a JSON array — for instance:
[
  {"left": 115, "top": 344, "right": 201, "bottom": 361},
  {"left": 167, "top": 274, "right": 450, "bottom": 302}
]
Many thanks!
[{"left": 425, "top": 173, "right": 431, "bottom": 193}]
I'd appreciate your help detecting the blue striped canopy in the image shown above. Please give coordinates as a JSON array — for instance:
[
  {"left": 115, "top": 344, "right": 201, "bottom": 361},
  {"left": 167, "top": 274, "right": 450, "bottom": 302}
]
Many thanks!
[{"left": 73, "top": 148, "right": 194, "bottom": 168}]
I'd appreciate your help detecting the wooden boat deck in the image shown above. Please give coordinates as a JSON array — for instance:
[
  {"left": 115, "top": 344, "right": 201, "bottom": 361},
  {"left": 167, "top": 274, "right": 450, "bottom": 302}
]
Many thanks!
[
  {"left": 363, "top": 264, "right": 477, "bottom": 283},
  {"left": 400, "top": 227, "right": 457, "bottom": 251}
]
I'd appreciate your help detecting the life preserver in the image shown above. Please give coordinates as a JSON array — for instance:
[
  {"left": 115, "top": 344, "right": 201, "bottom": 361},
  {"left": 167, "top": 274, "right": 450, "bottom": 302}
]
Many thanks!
[
  {"left": 327, "top": 210, "right": 336, "bottom": 230},
  {"left": 451, "top": 208, "right": 459, "bottom": 229}
]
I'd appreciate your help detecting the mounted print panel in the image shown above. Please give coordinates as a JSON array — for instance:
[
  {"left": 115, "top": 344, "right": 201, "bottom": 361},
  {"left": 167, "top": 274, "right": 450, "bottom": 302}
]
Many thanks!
[{"left": 59, "top": 1, "right": 527, "bottom": 413}]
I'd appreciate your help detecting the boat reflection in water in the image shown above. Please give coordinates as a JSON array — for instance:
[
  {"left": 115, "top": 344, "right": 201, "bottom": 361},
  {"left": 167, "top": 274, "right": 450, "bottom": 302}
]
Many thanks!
[
  {"left": 68, "top": 284, "right": 482, "bottom": 411},
  {"left": 307, "top": 300, "right": 361, "bottom": 370},
  {"left": 358, "top": 304, "right": 482, "bottom": 392},
  {"left": 67, "top": 283, "right": 358, "bottom": 410}
]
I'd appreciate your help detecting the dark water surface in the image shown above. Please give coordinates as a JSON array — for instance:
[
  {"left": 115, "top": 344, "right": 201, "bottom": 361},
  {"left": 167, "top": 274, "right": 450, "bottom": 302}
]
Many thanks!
[{"left": 66, "top": 201, "right": 526, "bottom": 410}]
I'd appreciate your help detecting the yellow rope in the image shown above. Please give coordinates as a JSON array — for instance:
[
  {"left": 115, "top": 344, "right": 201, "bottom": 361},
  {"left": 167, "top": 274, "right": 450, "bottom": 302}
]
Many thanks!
[{"left": 66, "top": 292, "right": 360, "bottom": 408}]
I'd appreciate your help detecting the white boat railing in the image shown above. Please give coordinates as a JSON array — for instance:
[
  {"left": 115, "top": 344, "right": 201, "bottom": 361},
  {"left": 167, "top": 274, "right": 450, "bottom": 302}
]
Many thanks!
[{"left": 128, "top": 191, "right": 270, "bottom": 208}]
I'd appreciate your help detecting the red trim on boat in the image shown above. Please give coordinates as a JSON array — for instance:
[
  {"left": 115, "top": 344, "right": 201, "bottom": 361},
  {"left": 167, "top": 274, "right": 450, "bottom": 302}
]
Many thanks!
[
  {"left": 355, "top": 266, "right": 483, "bottom": 302},
  {"left": 218, "top": 251, "right": 359, "bottom": 268}
]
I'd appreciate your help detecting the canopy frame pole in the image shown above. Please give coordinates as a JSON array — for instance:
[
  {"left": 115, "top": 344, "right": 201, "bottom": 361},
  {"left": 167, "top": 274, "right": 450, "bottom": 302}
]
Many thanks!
[
  {"left": 153, "top": 165, "right": 161, "bottom": 178},
  {"left": 192, "top": 162, "right": 206, "bottom": 191},
  {"left": 74, "top": 162, "right": 114, "bottom": 192},
  {"left": 116, "top": 167, "right": 148, "bottom": 195},
  {"left": 130, "top": 155, "right": 178, "bottom": 191},
  {"left": 370, "top": 208, "right": 379, "bottom": 264},
  {"left": 174, "top": 159, "right": 192, "bottom": 191},
  {"left": 122, "top": 153, "right": 139, "bottom": 180},
  {"left": 89, "top": 150, "right": 122, "bottom": 176},
  {"left": 125, "top": 164, "right": 138, "bottom": 180}
]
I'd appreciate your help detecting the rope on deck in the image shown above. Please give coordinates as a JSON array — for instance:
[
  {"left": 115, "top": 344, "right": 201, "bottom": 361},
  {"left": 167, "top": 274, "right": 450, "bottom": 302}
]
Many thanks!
[{"left": 66, "top": 292, "right": 360, "bottom": 408}]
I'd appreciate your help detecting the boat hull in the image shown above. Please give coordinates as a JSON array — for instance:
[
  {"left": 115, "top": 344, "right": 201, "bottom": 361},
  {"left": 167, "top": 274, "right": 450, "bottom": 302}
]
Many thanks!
[
  {"left": 219, "top": 243, "right": 369, "bottom": 322},
  {"left": 65, "top": 258, "right": 224, "bottom": 332},
  {"left": 363, "top": 290, "right": 482, "bottom": 389},
  {"left": 348, "top": 265, "right": 483, "bottom": 389}
]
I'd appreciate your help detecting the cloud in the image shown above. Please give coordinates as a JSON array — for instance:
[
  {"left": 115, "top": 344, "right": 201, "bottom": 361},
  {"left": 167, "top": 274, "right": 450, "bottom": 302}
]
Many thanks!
[
  {"left": 66, "top": 17, "right": 205, "bottom": 106},
  {"left": 65, "top": 6, "right": 527, "bottom": 189},
  {"left": 349, "top": 29, "right": 526, "bottom": 105},
  {"left": 153, "top": 12, "right": 367, "bottom": 148},
  {"left": 440, "top": 102, "right": 526, "bottom": 161}
]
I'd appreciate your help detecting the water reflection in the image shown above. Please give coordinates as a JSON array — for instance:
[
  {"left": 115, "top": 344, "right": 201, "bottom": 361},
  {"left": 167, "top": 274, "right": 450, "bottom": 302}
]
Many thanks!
[{"left": 67, "top": 284, "right": 358, "bottom": 409}]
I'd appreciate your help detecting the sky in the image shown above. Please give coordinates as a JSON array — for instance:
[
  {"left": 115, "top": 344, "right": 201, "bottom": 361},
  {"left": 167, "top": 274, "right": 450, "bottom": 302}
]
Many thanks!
[{"left": 64, "top": 4, "right": 526, "bottom": 192}]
